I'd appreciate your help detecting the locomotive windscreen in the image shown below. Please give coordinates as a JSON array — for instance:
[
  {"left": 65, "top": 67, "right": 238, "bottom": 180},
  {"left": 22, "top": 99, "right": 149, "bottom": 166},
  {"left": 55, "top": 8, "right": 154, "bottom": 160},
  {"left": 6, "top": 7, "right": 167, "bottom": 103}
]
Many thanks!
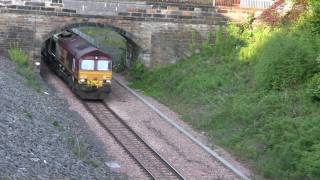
[
  {"left": 81, "top": 60, "right": 95, "bottom": 70},
  {"left": 97, "top": 60, "right": 111, "bottom": 71}
]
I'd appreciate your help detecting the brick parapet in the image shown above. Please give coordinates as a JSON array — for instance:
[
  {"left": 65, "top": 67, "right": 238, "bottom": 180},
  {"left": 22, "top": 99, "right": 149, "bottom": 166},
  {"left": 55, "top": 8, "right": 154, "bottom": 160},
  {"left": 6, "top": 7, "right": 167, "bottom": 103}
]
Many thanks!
[{"left": 0, "top": 5, "right": 227, "bottom": 25}]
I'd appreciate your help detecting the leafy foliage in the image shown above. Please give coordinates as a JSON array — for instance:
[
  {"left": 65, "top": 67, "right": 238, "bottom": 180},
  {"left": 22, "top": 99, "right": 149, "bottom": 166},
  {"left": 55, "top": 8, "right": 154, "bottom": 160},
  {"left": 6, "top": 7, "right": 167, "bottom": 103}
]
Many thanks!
[
  {"left": 308, "top": 0, "right": 320, "bottom": 34},
  {"left": 307, "top": 72, "right": 320, "bottom": 99},
  {"left": 130, "top": 2, "right": 320, "bottom": 179},
  {"left": 130, "top": 60, "right": 148, "bottom": 80},
  {"left": 254, "top": 31, "right": 320, "bottom": 90},
  {"left": 214, "top": 24, "right": 239, "bottom": 61},
  {"left": 239, "top": 27, "right": 273, "bottom": 62}
]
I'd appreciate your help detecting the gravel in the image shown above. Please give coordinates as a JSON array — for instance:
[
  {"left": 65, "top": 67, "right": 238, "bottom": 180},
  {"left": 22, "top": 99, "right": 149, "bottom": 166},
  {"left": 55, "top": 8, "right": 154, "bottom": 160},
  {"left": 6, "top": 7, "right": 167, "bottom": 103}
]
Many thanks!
[{"left": 0, "top": 55, "right": 126, "bottom": 179}]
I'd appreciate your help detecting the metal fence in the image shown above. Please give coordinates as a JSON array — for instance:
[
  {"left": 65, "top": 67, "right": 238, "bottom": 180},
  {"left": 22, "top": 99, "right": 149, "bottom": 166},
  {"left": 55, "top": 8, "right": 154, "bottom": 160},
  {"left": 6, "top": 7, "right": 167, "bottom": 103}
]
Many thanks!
[
  {"left": 145, "top": 0, "right": 213, "bottom": 5},
  {"left": 214, "top": 0, "right": 274, "bottom": 8},
  {"left": 144, "top": 0, "right": 274, "bottom": 9},
  {"left": 240, "top": 0, "right": 275, "bottom": 9}
]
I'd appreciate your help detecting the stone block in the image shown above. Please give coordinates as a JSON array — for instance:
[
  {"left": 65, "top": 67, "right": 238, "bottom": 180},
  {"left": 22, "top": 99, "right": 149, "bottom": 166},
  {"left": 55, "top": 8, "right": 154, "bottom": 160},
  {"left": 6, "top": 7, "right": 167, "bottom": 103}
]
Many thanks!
[{"left": 0, "top": 9, "right": 221, "bottom": 68}]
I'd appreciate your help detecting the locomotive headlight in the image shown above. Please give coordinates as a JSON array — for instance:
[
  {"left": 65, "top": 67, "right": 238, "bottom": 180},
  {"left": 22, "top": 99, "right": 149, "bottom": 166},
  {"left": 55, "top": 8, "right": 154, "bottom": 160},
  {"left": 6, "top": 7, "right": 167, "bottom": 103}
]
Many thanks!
[
  {"left": 79, "top": 78, "right": 86, "bottom": 83},
  {"left": 103, "top": 79, "right": 111, "bottom": 84}
]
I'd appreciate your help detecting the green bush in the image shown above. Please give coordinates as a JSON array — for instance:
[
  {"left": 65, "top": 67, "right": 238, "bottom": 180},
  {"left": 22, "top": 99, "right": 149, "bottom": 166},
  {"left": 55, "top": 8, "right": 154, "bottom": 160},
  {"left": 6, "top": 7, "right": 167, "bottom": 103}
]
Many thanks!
[
  {"left": 130, "top": 60, "right": 148, "bottom": 80},
  {"left": 239, "top": 27, "right": 273, "bottom": 62},
  {"left": 299, "top": 143, "right": 320, "bottom": 179},
  {"left": 308, "top": 0, "right": 320, "bottom": 34},
  {"left": 214, "top": 24, "right": 239, "bottom": 61},
  {"left": 254, "top": 31, "right": 320, "bottom": 90},
  {"left": 307, "top": 72, "right": 320, "bottom": 99}
]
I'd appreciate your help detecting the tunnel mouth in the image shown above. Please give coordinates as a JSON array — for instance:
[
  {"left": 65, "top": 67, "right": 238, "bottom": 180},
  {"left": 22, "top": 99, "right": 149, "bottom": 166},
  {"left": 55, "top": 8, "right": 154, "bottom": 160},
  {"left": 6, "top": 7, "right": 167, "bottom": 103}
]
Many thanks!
[
  {"left": 40, "top": 26, "right": 143, "bottom": 95},
  {"left": 42, "top": 24, "right": 142, "bottom": 74}
]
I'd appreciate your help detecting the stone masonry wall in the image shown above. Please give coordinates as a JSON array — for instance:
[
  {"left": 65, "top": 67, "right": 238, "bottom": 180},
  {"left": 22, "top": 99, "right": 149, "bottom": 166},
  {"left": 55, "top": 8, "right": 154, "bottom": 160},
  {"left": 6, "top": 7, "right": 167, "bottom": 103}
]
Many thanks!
[{"left": 0, "top": 7, "right": 224, "bottom": 68}]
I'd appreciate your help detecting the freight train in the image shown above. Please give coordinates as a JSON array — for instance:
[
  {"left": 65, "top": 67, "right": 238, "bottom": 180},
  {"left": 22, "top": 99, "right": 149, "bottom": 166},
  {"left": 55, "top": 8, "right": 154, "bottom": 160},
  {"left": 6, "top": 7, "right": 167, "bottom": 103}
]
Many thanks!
[{"left": 42, "top": 30, "right": 113, "bottom": 99}]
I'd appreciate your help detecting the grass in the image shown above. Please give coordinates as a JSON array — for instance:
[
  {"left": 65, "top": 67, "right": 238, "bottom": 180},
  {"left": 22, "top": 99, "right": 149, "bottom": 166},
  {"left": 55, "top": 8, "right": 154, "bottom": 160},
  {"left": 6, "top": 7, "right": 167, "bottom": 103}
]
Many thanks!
[
  {"left": 24, "top": 109, "right": 33, "bottom": 120},
  {"left": 68, "top": 136, "right": 102, "bottom": 168},
  {"left": 8, "top": 48, "right": 41, "bottom": 92},
  {"left": 85, "top": 159, "right": 102, "bottom": 168},
  {"left": 130, "top": 2, "right": 320, "bottom": 179},
  {"left": 52, "top": 120, "right": 65, "bottom": 132}
]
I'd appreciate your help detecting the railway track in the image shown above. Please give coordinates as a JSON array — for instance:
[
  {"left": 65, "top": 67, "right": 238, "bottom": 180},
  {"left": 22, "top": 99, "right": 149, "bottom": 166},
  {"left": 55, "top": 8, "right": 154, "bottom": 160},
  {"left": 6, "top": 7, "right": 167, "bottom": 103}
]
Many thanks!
[{"left": 84, "top": 101, "right": 184, "bottom": 180}]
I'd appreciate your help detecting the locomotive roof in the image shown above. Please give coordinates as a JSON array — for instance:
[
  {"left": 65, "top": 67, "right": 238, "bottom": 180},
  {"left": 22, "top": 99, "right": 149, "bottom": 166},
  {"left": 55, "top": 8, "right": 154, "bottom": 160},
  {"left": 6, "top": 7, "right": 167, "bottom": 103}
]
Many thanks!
[{"left": 57, "top": 33, "right": 111, "bottom": 60}]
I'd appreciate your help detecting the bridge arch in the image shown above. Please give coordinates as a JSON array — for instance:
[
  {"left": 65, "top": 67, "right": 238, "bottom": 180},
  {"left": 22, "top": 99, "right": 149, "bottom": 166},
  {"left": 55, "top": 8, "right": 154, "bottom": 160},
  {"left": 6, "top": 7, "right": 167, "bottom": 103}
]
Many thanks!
[
  {"left": 41, "top": 22, "right": 146, "bottom": 68},
  {"left": 0, "top": 10, "right": 221, "bottom": 68},
  {"left": 45, "top": 22, "right": 144, "bottom": 50}
]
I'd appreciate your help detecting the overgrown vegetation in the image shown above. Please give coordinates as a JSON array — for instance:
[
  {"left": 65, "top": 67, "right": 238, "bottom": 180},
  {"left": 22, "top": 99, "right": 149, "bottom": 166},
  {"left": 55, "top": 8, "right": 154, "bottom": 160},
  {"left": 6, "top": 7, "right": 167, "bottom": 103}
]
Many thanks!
[
  {"left": 130, "top": 1, "right": 320, "bottom": 179},
  {"left": 8, "top": 47, "right": 41, "bottom": 92}
]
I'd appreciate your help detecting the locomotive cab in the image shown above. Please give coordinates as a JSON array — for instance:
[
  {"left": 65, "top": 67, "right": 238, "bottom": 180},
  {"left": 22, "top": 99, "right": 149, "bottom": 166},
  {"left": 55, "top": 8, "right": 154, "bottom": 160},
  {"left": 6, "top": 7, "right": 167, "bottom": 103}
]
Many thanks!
[{"left": 78, "top": 55, "right": 113, "bottom": 89}]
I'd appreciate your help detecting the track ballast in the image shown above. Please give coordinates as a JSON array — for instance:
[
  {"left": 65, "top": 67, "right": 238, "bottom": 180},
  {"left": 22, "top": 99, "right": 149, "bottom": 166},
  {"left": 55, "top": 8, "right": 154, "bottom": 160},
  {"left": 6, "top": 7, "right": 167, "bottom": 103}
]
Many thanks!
[{"left": 84, "top": 101, "right": 184, "bottom": 180}]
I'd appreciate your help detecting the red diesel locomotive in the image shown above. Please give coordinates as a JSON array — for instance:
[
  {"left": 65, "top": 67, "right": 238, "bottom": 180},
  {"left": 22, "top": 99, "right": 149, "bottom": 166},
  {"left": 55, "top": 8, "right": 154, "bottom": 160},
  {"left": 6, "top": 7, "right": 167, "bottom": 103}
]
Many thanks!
[{"left": 42, "top": 30, "right": 113, "bottom": 99}]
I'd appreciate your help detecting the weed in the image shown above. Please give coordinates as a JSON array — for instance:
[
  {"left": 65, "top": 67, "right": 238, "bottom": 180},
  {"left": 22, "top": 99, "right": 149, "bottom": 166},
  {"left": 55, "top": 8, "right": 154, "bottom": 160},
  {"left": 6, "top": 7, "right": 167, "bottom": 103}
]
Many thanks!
[
  {"left": 68, "top": 136, "right": 101, "bottom": 168},
  {"left": 68, "top": 136, "right": 86, "bottom": 158},
  {"left": 52, "top": 121, "right": 64, "bottom": 131},
  {"left": 8, "top": 47, "right": 41, "bottom": 92},
  {"left": 52, "top": 121, "right": 59, "bottom": 127},
  {"left": 189, "top": 30, "right": 199, "bottom": 53},
  {"left": 0, "top": 176, "right": 11, "bottom": 180},
  {"left": 213, "top": 24, "right": 239, "bottom": 61},
  {"left": 85, "top": 159, "right": 101, "bottom": 168},
  {"left": 24, "top": 110, "right": 33, "bottom": 120},
  {"left": 68, "top": 137, "right": 76, "bottom": 146}
]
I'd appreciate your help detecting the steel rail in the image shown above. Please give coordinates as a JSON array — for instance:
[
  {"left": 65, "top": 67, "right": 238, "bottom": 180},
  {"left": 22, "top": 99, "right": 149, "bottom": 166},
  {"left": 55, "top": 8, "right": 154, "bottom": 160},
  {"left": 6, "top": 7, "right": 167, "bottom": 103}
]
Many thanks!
[
  {"left": 83, "top": 100, "right": 185, "bottom": 180},
  {"left": 113, "top": 76, "right": 250, "bottom": 180}
]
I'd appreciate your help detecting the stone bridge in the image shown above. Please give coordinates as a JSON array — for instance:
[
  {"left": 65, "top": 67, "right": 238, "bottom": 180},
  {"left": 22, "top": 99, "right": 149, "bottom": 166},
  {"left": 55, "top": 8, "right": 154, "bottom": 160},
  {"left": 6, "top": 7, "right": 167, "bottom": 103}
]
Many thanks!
[{"left": 0, "top": 6, "right": 228, "bottom": 68}]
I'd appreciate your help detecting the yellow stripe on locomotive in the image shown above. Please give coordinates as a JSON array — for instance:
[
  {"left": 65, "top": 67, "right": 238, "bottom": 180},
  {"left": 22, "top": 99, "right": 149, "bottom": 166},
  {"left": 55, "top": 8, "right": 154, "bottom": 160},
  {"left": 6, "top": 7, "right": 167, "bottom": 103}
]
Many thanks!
[{"left": 78, "top": 70, "right": 112, "bottom": 88}]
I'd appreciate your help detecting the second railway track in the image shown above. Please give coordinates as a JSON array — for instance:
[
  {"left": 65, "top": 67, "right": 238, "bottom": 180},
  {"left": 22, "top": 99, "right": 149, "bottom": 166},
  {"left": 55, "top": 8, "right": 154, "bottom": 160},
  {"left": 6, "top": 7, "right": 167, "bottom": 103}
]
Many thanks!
[{"left": 84, "top": 101, "right": 184, "bottom": 180}]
